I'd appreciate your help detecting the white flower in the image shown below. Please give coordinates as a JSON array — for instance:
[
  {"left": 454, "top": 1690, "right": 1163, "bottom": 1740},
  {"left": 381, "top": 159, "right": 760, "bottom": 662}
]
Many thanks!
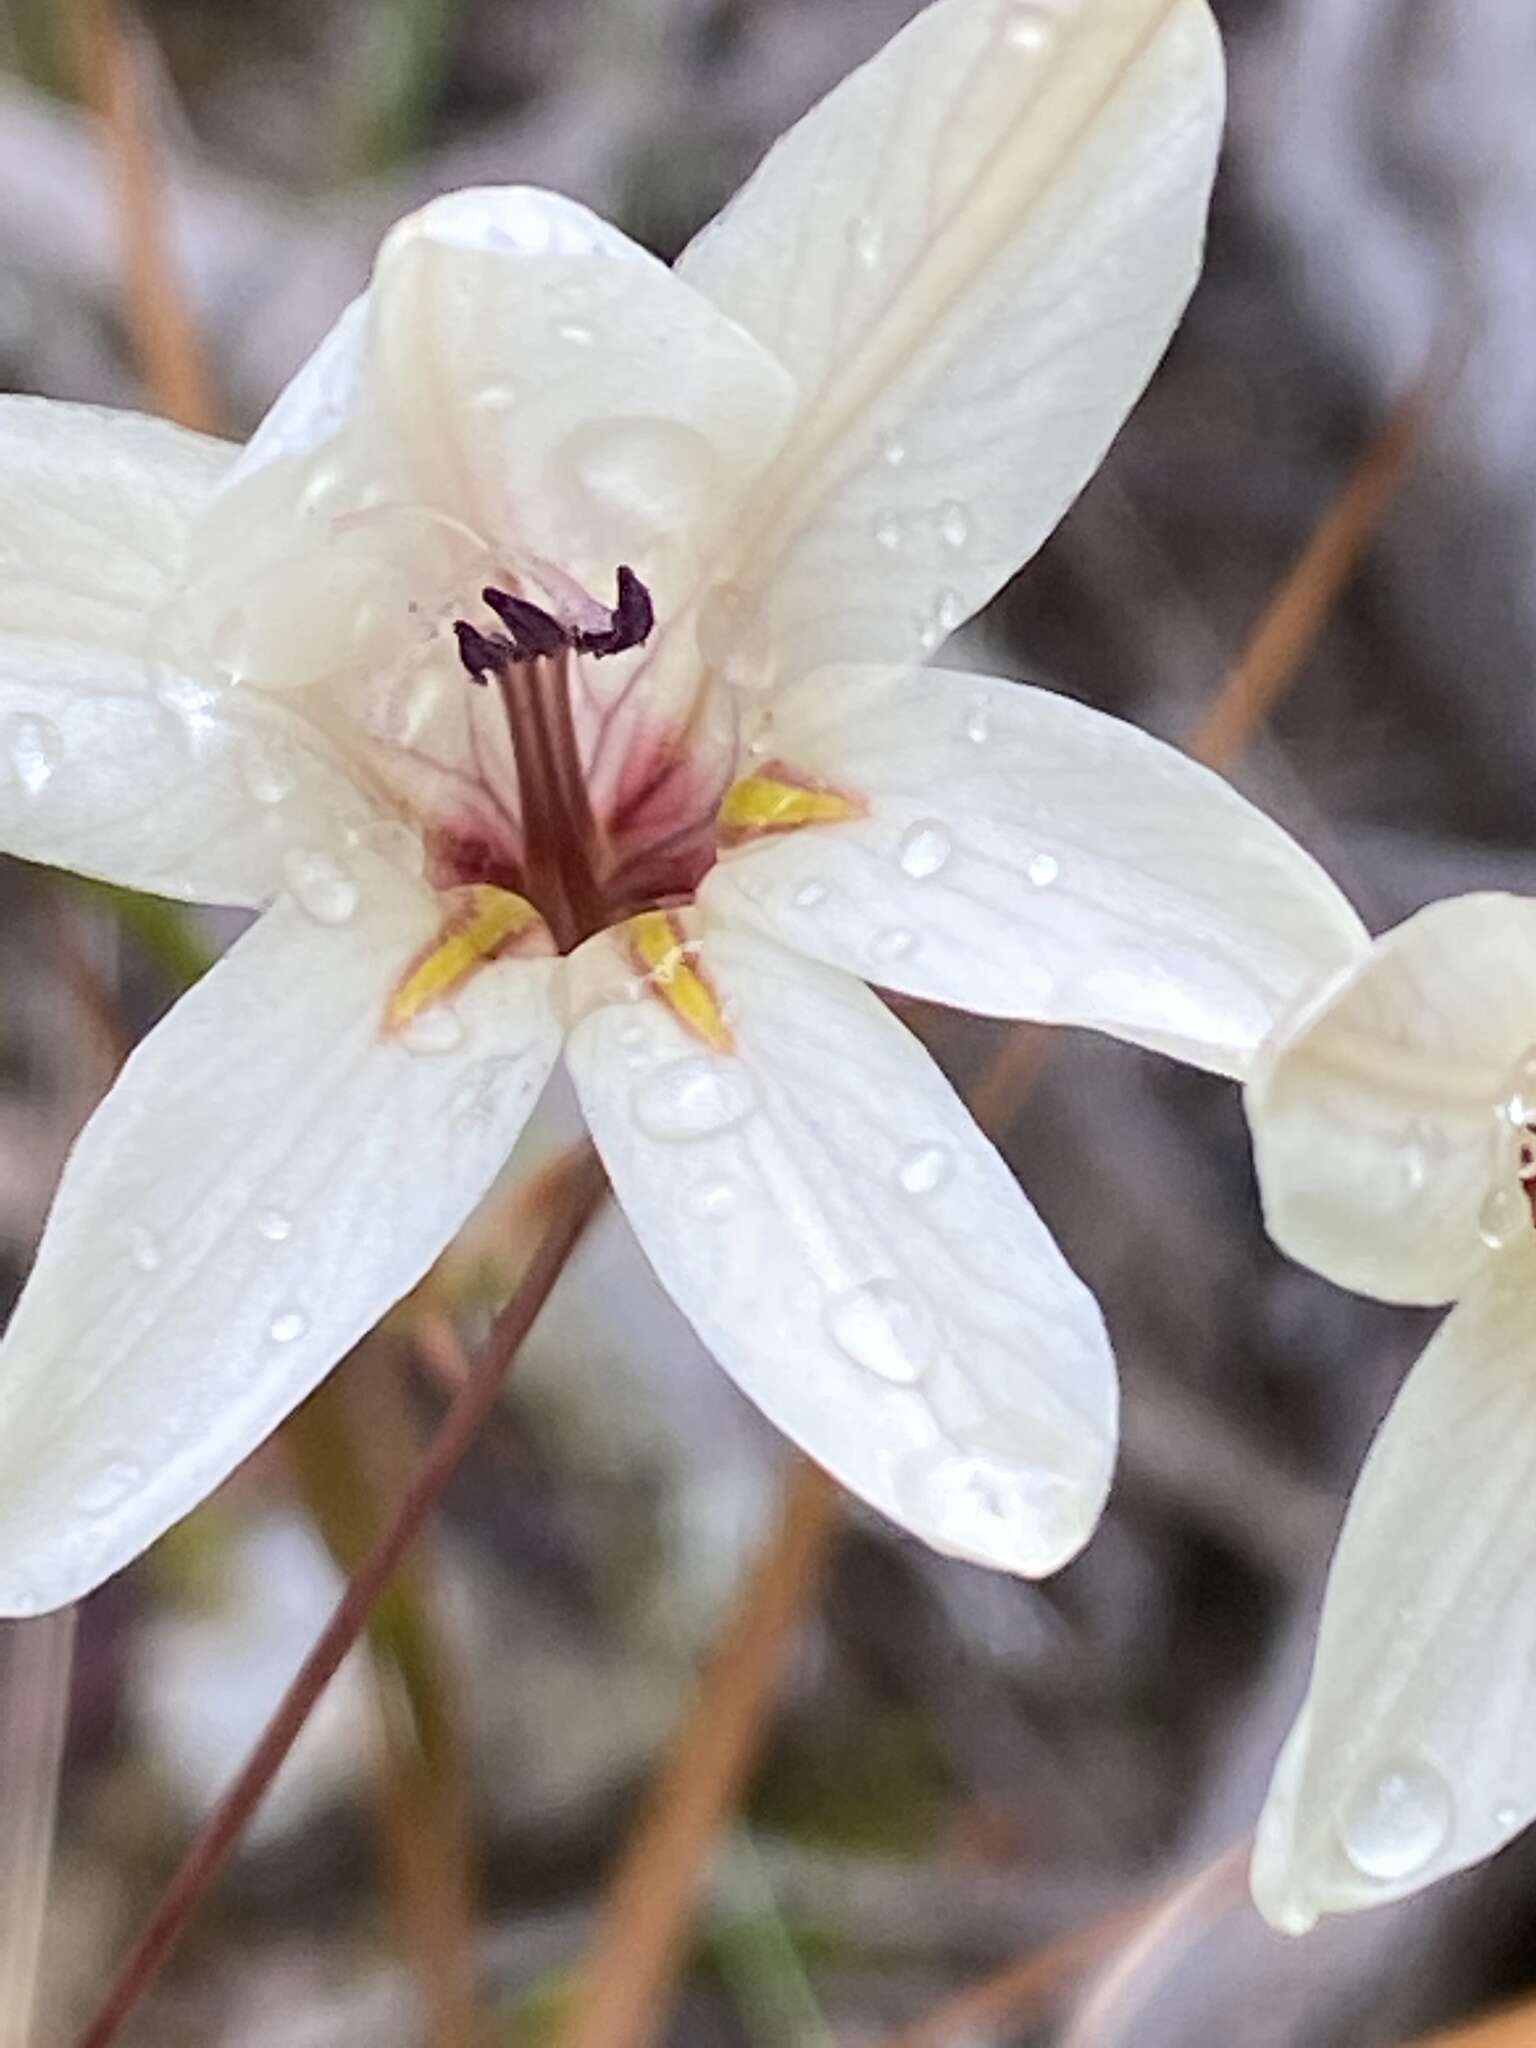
[
  {"left": 1247, "top": 893, "right": 1536, "bottom": 1930},
  {"left": 0, "top": 0, "right": 1358, "bottom": 1615}
]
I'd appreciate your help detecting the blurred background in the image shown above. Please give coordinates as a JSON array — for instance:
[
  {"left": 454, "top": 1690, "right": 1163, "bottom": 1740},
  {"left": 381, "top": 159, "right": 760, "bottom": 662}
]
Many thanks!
[{"left": 3, "top": 0, "right": 1536, "bottom": 2042}]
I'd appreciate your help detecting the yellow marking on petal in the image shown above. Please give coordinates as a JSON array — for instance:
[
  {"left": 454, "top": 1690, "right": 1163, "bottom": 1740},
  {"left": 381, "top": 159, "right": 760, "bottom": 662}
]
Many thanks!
[
  {"left": 385, "top": 885, "right": 549, "bottom": 1035},
  {"left": 717, "top": 758, "right": 866, "bottom": 849},
  {"left": 624, "top": 909, "right": 734, "bottom": 1053}
]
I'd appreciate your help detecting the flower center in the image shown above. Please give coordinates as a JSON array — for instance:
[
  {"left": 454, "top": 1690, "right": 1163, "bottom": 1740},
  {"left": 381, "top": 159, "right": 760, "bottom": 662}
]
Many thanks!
[
  {"left": 1477, "top": 1049, "right": 1536, "bottom": 1250},
  {"left": 451, "top": 567, "right": 657, "bottom": 952}
]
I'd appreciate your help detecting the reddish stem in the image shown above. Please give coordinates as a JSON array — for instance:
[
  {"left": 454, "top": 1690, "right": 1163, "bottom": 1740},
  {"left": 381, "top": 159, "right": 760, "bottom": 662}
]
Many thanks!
[{"left": 76, "top": 1145, "right": 607, "bottom": 2048}]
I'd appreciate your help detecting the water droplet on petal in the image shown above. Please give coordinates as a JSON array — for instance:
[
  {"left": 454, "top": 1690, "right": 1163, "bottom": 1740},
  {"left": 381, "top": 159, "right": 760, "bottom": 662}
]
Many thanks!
[
  {"left": 268, "top": 1309, "right": 308, "bottom": 1345},
  {"left": 75, "top": 1458, "right": 143, "bottom": 1515},
  {"left": 850, "top": 214, "right": 884, "bottom": 269},
  {"left": 872, "top": 512, "right": 904, "bottom": 552},
  {"left": 241, "top": 738, "right": 295, "bottom": 806},
  {"left": 937, "top": 500, "right": 972, "bottom": 550},
  {"left": 825, "top": 1281, "right": 933, "bottom": 1383},
  {"left": 1027, "top": 852, "right": 1059, "bottom": 889},
  {"left": 688, "top": 1178, "right": 739, "bottom": 1222},
  {"left": 557, "top": 321, "right": 595, "bottom": 347},
  {"left": 1478, "top": 1180, "right": 1528, "bottom": 1250},
  {"left": 870, "top": 926, "right": 918, "bottom": 965},
  {"left": 4, "top": 713, "right": 62, "bottom": 795},
  {"left": 902, "top": 1450, "right": 1085, "bottom": 1571},
  {"left": 1000, "top": 2, "right": 1056, "bottom": 54},
  {"left": 914, "top": 588, "right": 964, "bottom": 654},
  {"left": 962, "top": 697, "right": 990, "bottom": 745},
  {"left": 1337, "top": 1757, "right": 1453, "bottom": 1881},
  {"left": 567, "top": 416, "right": 720, "bottom": 536},
  {"left": 878, "top": 431, "right": 908, "bottom": 469},
  {"left": 126, "top": 1224, "right": 162, "bottom": 1273},
  {"left": 400, "top": 1006, "right": 465, "bottom": 1055},
  {"left": 633, "top": 1055, "right": 758, "bottom": 1142},
  {"left": 1500, "top": 1045, "right": 1536, "bottom": 1126},
  {"left": 792, "top": 880, "right": 827, "bottom": 909},
  {"left": 255, "top": 1208, "right": 292, "bottom": 1244},
  {"left": 897, "top": 1143, "right": 952, "bottom": 1196},
  {"left": 282, "top": 848, "right": 358, "bottom": 926},
  {"left": 470, "top": 382, "right": 518, "bottom": 413},
  {"left": 1496, "top": 1801, "right": 1521, "bottom": 1831},
  {"left": 898, "top": 819, "right": 953, "bottom": 880}
]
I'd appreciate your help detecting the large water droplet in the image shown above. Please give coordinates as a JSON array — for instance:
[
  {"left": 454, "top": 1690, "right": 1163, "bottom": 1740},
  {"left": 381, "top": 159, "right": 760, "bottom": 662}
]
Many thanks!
[
  {"left": 5, "top": 713, "right": 62, "bottom": 795},
  {"left": 825, "top": 1281, "right": 933, "bottom": 1384},
  {"left": 255, "top": 1207, "right": 292, "bottom": 1244},
  {"left": 241, "top": 738, "right": 295, "bottom": 806},
  {"left": 904, "top": 1450, "right": 1083, "bottom": 1570},
  {"left": 898, "top": 819, "right": 953, "bottom": 880},
  {"left": 937, "top": 500, "right": 972, "bottom": 550},
  {"left": 849, "top": 214, "right": 884, "bottom": 268},
  {"left": 268, "top": 1309, "right": 309, "bottom": 1345},
  {"left": 897, "top": 1143, "right": 952, "bottom": 1196},
  {"left": 1000, "top": 2, "right": 1056, "bottom": 54},
  {"left": 567, "top": 416, "right": 720, "bottom": 536},
  {"left": 126, "top": 1224, "right": 162, "bottom": 1274},
  {"left": 633, "top": 1055, "right": 758, "bottom": 1142},
  {"left": 870, "top": 926, "right": 918, "bottom": 965},
  {"left": 915, "top": 588, "right": 963, "bottom": 653},
  {"left": 75, "top": 1458, "right": 143, "bottom": 1516},
  {"left": 1027, "top": 852, "right": 1059, "bottom": 889},
  {"left": 688, "top": 1178, "right": 739, "bottom": 1222},
  {"left": 400, "top": 1005, "right": 465, "bottom": 1056},
  {"left": 1478, "top": 1179, "right": 1528, "bottom": 1251},
  {"left": 1337, "top": 1757, "right": 1453, "bottom": 1881},
  {"left": 282, "top": 848, "right": 359, "bottom": 926},
  {"left": 1501, "top": 1045, "right": 1536, "bottom": 1126}
]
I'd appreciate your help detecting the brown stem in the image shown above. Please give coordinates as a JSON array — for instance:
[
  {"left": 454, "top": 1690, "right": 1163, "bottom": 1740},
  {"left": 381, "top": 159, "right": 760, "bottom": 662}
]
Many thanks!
[
  {"left": 561, "top": 1457, "right": 839, "bottom": 2048},
  {"left": 67, "top": 0, "right": 219, "bottom": 433},
  {"left": 75, "top": 1143, "right": 607, "bottom": 2048}
]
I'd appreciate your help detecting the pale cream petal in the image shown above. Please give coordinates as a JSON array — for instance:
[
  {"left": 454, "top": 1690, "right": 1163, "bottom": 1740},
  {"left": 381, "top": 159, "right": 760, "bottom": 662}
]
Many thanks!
[
  {"left": 0, "top": 852, "right": 562, "bottom": 1615},
  {"left": 563, "top": 913, "right": 1116, "bottom": 1577},
  {"left": 678, "top": 0, "right": 1223, "bottom": 681},
  {"left": 0, "top": 396, "right": 233, "bottom": 645},
  {"left": 702, "top": 664, "right": 1365, "bottom": 1077},
  {"left": 1252, "top": 1263, "right": 1536, "bottom": 1931},
  {"left": 0, "top": 635, "right": 378, "bottom": 905},
  {"left": 187, "top": 187, "right": 798, "bottom": 700},
  {"left": 1248, "top": 894, "right": 1536, "bottom": 1307},
  {"left": 0, "top": 398, "right": 378, "bottom": 902}
]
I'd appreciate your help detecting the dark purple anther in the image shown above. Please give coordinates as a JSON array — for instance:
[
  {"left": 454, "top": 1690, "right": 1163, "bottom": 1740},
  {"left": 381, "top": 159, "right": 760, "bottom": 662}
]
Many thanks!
[
  {"left": 455, "top": 567, "right": 656, "bottom": 687},
  {"left": 454, "top": 621, "right": 506, "bottom": 683},
  {"left": 481, "top": 587, "right": 570, "bottom": 661},
  {"left": 574, "top": 566, "right": 655, "bottom": 659}
]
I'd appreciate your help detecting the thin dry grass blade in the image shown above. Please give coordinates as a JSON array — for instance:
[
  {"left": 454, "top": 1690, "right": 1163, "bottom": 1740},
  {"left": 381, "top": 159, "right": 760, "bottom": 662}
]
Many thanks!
[
  {"left": 1056, "top": 1837, "right": 1251, "bottom": 2048},
  {"left": 0, "top": 1610, "right": 77, "bottom": 2048},
  {"left": 66, "top": 0, "right": 217, "bottom": 431},
  {"left": 561, "top": 1459, "right": 839, "bottom": 2048},
  {"left": 287, "top": 1353, "right": 488, "bottom": 2048},
  {"left": 1409, "top": 1996, "right": 1536, "bottom": 2047}
]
